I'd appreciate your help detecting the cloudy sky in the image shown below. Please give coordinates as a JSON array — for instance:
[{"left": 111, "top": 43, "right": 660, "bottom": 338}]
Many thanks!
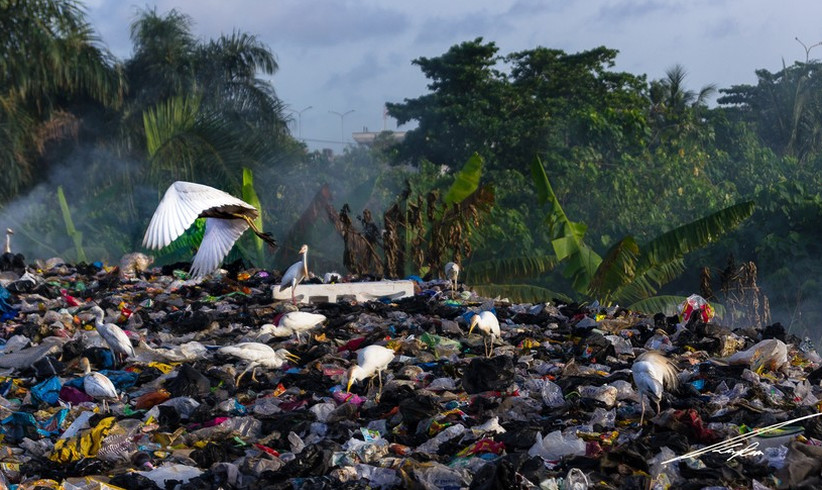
[{"left": 84, "top": 0, "right": 822, "bottom": 151}]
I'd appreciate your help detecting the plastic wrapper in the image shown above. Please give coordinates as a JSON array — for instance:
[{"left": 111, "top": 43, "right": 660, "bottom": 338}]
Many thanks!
[
  {"left": 678, "top": 294, "right": 715, "bottom": 324},
  {"left": 540, "top": 379, "right": 565, "bottom": 407},
  {"left": 528, "top": 430, "right": 586, "bottom": 461},
  {"left": 578, "top": 385, "right": 618, "bottom": 408}
]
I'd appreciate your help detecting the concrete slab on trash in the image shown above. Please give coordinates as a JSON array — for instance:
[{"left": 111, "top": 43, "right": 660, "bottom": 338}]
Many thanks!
[{"left": 271, "top": 280, "right": 415, "bottom": 304}]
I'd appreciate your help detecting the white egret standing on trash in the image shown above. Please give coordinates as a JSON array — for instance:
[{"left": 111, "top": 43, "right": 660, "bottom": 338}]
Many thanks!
[
  {"left": 268, "top": 311, "right": 327, "bottom": 344},
  {"left": 469, "top": 311, "right": 500, "bottom": 357},
  {"left": 444, "top": 262, "right": 460, "bottom": 298},
  {"left": 279, "top": 244, "right": 309, "bottom": 304},
  {"left": 142, "top": 181, "right": 277, "bottom": 278},
  {"left": 346, "top": 344, "right": 395, "bottom": 401},
  {"left": 80, "top": 357, "right": 118, "bottom": 412},
  {"left": 631, "top": 351, "right": 679, "bottom": 425},
  {"left": 218, "top": 342, "right": 299, "bottom": 385},
  {"left": 89, "top": 306, "right": 134, "bottom": 366}
]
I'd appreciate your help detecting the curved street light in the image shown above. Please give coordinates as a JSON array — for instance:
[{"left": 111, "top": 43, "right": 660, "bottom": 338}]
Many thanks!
[{"left": 287, "top": 105, "right": 313, "bottom": 139}]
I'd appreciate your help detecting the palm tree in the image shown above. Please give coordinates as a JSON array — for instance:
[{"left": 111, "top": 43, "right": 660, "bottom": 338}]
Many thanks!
[
  {"left": 122, "top": 8, "right": 292, "bottom": 194},
  {"left": 0, "top": 0, "right": 123, "bottom": 203},
  {"left": 649, "top": 64, "right": 716, "bottom": 147}
]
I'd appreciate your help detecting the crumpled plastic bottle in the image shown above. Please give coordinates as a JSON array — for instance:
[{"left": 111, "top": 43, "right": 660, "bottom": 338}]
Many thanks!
[{"left": 541, "top": 379, "right": 565, "bottom": 408}]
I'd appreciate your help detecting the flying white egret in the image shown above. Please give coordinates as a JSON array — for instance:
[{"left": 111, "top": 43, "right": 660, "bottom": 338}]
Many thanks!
[
  {"left": 80, "top": 357, "right": 119, "bottom": 412},
  {"left": 266, "top": 311, "right": 327, "bottom": 344},
  {"left": 346, "top": 344, "right": 395, "bottom": 401},
  {"left": 444, "top": 262, "right": 460, "bottom": 298},
  {"left": 89, "top": 306, "right": 134, "bottom": 366},
  {"left": 469, "top": 311, "right": 501, "bottom": 357},
  {"left": 631, "top": 351, "right": 679, "bottom": 425},
  {"left": 142, "top": 181, "right": 277, "bottom": 278},
  {"left": 218, "top": 342, "right": 299, "bottom": 385},
  {"left": 279, "top": 244, "right": 309, "bottom": 304}
]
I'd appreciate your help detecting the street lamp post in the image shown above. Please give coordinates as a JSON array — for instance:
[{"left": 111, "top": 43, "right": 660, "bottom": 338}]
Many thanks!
[
  {"left": 329, "top": 109, "right": 355, "bottom": 144},
  {"left": 287, "top": 106, "right": 313, "bottom": 139}
]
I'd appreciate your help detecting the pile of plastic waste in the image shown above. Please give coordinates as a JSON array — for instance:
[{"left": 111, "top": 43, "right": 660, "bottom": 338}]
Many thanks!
[{"left": 0, "top": 258, "right": 818, "bottom": 489}]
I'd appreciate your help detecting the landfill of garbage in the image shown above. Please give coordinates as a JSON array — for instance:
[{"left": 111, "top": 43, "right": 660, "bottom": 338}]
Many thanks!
[{"left": 0, "top": 255, "right": 820, "bottom": 490}]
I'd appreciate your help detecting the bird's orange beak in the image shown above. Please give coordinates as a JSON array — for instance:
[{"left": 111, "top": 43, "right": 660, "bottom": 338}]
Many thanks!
[{"left": 469, "top": 316, "right": 478, "bottom": 335}]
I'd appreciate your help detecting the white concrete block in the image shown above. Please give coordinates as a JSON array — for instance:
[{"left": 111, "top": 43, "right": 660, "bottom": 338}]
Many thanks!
[{"left": 272, "top": 280, "right": 416, "bottom": 304}]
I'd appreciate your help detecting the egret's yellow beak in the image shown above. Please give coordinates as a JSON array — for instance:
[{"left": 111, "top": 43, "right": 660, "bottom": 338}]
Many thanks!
[
  {"left": 284, "top": 351, "right": 300, "bottom": 362},
  {"left": 346, "top": 378, "right": 354, "bottom": 393},
  {"left": 469, "top": 316, "right": 478, "bottom": 335}
]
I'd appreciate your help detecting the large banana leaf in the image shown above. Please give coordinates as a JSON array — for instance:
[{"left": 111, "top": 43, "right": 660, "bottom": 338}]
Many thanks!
[
  {"left": 242, "top": 167, "right": 264, "bottom": 257},
  {"left": 472, "top": 284, "right": 573, "bottom": 304},
  {"left": 587, "top": 236, "right": 639, "bottom": 301},
  {"left": 465, "top": 255, "right": 559, "bottom": 284},
  {"left": 638, "top": 201, "right": 755, "bottom": 270},
  {"left": 57, "top": 186, "right": 87, "bottom": 263},
  {"left": 613, "top": 259, "right": 686, "bottom": 304},
  {"left": 530, "top": 156, "right": 601, "bottom": 292},
  {"left": 444, "top": 152, "right": 483, "bottom": 206}
]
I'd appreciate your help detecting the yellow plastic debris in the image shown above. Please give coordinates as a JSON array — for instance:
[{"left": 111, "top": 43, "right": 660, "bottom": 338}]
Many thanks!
[
  {"left": 49, "top": 416, "right": 116, "bottom": 463},
  {"left": 148, "top": 362, "right": 175, "bottom": 374}
]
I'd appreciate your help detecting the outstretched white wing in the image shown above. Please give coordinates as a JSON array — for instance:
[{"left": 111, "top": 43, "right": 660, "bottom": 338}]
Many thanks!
[
  {"left": 142, "top": 181, "right": 254, "bottom": 250},
  {"left": 189, "top": 217, "right": 249, "bottom": 277}
]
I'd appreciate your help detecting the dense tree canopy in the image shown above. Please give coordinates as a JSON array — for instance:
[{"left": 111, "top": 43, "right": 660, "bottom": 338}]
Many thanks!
[{"left": 3, "top": 4, "right": 822, "bottom": 338}]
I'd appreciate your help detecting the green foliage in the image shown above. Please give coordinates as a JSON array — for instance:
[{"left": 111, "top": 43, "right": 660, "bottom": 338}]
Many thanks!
[
  {"left": 242, "top": 168, "right": 264, "bottom": 256},
  {"left": 531, "top": 156, "right": 602, "bottom": 292},
  {"left": 444, "top": 152, "right": 484, "bottom": 205},
  {"left": 56, "top": 186, "right": 87, "bottom": 263}
]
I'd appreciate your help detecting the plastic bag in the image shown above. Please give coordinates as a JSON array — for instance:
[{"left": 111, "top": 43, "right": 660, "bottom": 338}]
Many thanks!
[
  {"left": 528, "top": 430, "right": 586, "bottom": 461},
  {"left": 678, "top": 294, "right": 715, "bottom": 324}
]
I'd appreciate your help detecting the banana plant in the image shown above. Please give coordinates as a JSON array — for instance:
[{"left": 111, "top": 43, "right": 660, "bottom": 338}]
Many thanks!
[
  {"left": 465, "top": 155, "right": 755, "bottom": 312},
  {"left": 57, "top": 186, "right": 87, "bottom": 263}
]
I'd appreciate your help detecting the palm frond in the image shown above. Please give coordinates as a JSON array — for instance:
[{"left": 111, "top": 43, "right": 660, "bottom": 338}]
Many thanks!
[
  {"left": 465, "top": 255, "right": 559, "bottom": 284},
  {"left": 612, "top": 258, "right": 686, "bottom": 304},
  {"left": 628, "top": 295, "right": 686, "bottom": 316},
  {"left": 588, "top": 236, "right": 639, "bottom": 300},
  {"left": 639, "top": 201, "right": 755, "bottom": 270}
]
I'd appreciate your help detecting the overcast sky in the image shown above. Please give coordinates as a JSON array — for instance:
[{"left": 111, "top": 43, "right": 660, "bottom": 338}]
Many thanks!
[{"left": 84, "top": 0, "right": 822, "bottom": 151}]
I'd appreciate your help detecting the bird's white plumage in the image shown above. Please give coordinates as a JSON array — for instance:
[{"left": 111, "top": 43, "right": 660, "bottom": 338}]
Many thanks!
[
  {"left": 280, "top": 261, "right": 307, "bottom": 290},
  {"left": 271, "top": 311, "right": 326, "bottom": 343},
  {"left": 84, "top": 372, "right": 118, "bottom": 400},
  {"left": 218, "top": 342, "right": 296, "bottom": 368},
  {"left": 469, "top": 311, "right": 500, "bottom": 356},
  {"left": 90, "top": 306, "right": 134, "bottom": 360},
  {"left": 346, "top": 344, "right": 395, "bottom": 392},
  {"left": 631, "top": 351, "right": 679, "bottom": 424},
  {"left": 142, "top": 182, "right": 258, "bottom": 277},
  {"left": 280, "top": 245, "right": 309, "bottom": 303},
  {"left": 190, "top": 218, "right": 249, "bottom": 278},
  {"left": 469, "top": 311, "right": 500, "bottom": 338},
  {"left": 80, "top": 358, "right": 118, "bottom": 409},
  {"left": 445, "top": 262, "right": 459, "bottom": 281},
  {"left": 445, "top": 262, "right": 460, "bottom": 298}
]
